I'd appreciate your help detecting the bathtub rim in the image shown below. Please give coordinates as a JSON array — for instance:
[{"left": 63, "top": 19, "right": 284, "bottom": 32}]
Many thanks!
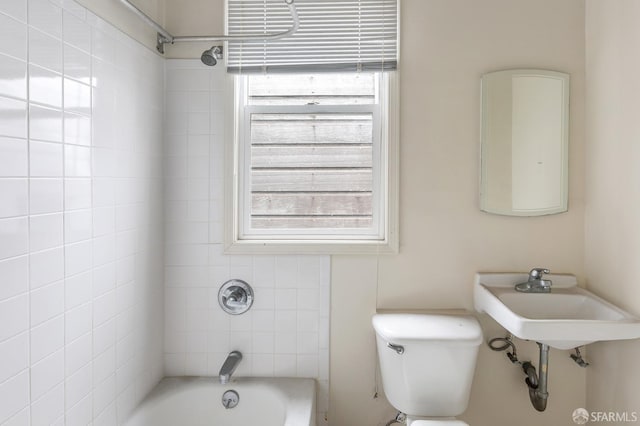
[{"left": 125, "top": 376, "right": 317, "bottom": 426}]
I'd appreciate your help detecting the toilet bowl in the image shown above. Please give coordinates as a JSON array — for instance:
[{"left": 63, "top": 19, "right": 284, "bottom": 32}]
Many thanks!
[{"left": 372, "top": 313, "right": 482, "bottom": 425}]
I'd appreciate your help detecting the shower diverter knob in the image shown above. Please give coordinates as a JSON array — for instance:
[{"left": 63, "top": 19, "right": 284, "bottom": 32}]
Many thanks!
[{"left": 218, "top": 279, "right": 254, "bottom": 315}]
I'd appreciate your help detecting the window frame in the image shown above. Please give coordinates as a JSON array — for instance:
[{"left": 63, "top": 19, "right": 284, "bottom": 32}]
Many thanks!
[{"left": 224, "top": 72, "right": 399, "bottom": 254}]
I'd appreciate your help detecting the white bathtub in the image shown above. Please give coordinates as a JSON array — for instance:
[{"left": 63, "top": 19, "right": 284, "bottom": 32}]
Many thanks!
[{"left": 124, "top": 377, "right": 316, "bottom": 426}]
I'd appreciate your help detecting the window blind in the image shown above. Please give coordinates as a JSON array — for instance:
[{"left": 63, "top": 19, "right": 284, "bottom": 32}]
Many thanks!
[{"left": 227, "top": 0, "right": 398, "bottom": 73}]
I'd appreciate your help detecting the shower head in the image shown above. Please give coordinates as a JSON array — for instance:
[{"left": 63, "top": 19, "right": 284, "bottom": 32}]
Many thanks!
[{"left": 201, "top": 45, "right": 223, "bottom": 66}]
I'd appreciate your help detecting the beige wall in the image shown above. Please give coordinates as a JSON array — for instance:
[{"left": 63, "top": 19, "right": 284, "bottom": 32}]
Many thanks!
[
  {"left": 163, "top": 0, "right": 225, "bottom": 58},
  {"left": 331, "top": 1, "right": 586, "bottom": 425},
  {"left": 584, "top": 0, "right": 640, "bottom": 417}
]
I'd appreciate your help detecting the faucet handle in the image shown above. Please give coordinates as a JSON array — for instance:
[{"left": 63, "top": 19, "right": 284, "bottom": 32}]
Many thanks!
[{"left": 529, "top": 268, "right": 550, "bottom": 279}]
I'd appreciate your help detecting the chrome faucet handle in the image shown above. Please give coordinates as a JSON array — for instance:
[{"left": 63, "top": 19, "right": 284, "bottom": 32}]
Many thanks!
[{"left": 528, "top": 268, "right": 550, "bottom": 280}]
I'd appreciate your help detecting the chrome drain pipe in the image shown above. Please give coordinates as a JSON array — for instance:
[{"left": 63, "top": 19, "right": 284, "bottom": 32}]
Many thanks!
[{"left": 522, "top": 342, "right": 550, "bottom": 412}]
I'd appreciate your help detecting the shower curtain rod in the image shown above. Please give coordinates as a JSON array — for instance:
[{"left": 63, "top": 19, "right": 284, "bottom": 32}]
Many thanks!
[{"left": 118, "top": 0, "right": 299, "bottom": 54}]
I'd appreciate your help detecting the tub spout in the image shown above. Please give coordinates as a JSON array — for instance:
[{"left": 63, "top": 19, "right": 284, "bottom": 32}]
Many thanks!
[{"left": 219, "top": 351, "right": 242, "bottom": 384}]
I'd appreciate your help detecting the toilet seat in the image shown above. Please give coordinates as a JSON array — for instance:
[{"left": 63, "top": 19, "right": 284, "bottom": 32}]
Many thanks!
[{"left": 409, "top": 420, "right": 469, "bottom": 426}]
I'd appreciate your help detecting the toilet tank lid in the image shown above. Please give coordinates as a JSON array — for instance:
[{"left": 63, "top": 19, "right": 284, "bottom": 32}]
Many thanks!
[{"left": 372, "top": 313, "right": 482, "bottom": 345}]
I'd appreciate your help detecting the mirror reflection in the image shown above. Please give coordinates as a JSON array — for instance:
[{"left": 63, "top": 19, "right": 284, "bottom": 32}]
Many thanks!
[{"left": 480, "top": 69, "right": 569, "bottom": 216}]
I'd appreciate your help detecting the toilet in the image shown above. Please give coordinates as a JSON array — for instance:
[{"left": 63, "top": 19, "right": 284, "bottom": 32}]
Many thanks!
[{"left": 372, "top": 313, "right": 483, "bottom": 426}]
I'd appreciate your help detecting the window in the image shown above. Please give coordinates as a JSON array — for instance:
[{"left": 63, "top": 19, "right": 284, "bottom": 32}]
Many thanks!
[
  {"left": 226, "top": 72, "right": 398, "bottom": 254},
  {"left": 225, "top": 0, "right": 399, "bottom": 253}
]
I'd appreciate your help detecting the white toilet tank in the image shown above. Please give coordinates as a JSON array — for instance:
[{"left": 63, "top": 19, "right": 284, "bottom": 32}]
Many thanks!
[{"left": 372, "top": 313, "right": 483, "bottom": 417}]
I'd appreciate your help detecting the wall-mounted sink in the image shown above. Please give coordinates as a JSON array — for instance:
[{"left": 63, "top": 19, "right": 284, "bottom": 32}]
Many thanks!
[{"left": 474, "top": 273, "right": 640, "bottom": 350}]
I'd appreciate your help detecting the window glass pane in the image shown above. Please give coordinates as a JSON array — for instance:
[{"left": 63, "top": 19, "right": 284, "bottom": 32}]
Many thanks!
[
  {"left": 251, "top": 113, "right": 373, "bottom": 145},
  {"left": 250, "top": 112, "right": 374, "bottom": 230},
  {"left": 247, "top": 73, "right": 376, "bottom": 106}
]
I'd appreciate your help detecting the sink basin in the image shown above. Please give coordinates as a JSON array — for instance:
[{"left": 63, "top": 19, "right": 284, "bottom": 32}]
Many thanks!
[{"left": 474, "top": 273, "right": 640, "bottom": 350}]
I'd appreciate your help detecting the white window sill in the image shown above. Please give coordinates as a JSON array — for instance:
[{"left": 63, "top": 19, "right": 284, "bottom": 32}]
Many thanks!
[{"left": 223, "top": 237, "right": 399, "bottom": 255}]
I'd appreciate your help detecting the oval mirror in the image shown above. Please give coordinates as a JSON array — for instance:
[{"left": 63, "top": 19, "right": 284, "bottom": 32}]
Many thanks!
[{"left": 480, "top": 69, "right": 569, "bottom": 216}]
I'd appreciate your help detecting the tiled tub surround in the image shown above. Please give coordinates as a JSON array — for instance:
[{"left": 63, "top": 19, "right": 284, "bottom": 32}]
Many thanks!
[
  {"left": 0, "top": 0, "right": 164, "bottom": 424},
  {"left": 163, "top": 60, "right": 330, "bottom": 424}
]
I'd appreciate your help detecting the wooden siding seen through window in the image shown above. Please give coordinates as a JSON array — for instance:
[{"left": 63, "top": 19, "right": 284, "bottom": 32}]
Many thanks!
[{"left": 247, "top": 74, "right": 376, "bottom": 230}]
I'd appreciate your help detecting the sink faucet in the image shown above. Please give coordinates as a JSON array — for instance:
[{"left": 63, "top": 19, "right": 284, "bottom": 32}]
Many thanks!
[
  {"left": 219, "top": 351, "right": 242, "bottom": 384},
  {"left": 515, "top": 268, "right": 553, "bottom": 293}
]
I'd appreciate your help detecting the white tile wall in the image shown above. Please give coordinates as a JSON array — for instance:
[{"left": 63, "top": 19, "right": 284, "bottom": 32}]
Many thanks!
[
  {"left": 0, "top": 0, "right": 164, "bottom": 424},
  {"left": 163, "top": 60, "right": 330, "bottom": 424}
]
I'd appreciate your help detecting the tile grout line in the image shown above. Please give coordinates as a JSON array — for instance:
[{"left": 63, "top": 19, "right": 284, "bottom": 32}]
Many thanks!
[{"left": 25, "top": 0, "right": 33, "bottom": 420}]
